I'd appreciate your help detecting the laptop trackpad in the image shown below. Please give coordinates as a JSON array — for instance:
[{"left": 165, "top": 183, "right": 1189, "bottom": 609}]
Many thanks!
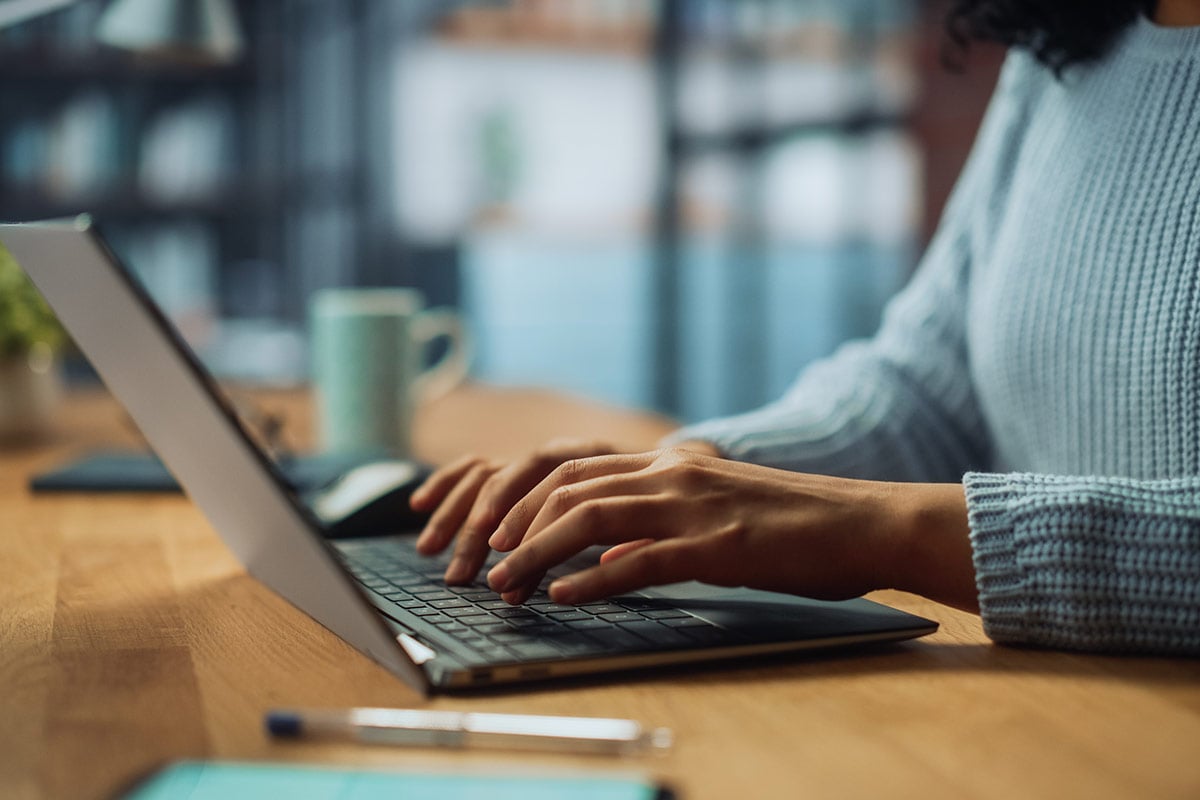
[{"left": 643, "top": 583, "right": 925, "bottom": 638}]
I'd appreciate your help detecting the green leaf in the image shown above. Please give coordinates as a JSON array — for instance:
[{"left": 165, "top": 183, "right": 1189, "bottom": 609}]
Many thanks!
[{"left": 0, "top": 242, "right": 66, "bottom": 360}]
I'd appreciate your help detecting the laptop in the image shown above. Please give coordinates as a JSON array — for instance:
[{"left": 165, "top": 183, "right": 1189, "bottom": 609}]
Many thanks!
[{"left": 0, "top": 216, "right": 938, "bottom": 693}]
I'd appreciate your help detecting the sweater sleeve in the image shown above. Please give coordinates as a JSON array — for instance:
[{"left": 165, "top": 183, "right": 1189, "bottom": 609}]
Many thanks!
[
  {"left": 664, "top": 56, "right": 1036, "bottom": 483},
  {"left": 966, "top": 472, "right": 1200, "bottom": 655}
]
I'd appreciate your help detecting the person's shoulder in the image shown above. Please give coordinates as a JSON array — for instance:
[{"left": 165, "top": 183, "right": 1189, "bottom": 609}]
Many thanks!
[{"left": 993, "top": 49, "right": 1054, "bottom": 106}]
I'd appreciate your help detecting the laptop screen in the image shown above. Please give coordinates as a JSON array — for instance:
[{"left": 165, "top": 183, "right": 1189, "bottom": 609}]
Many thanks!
[{"left": 0, "top": 216, "right": 427, "bottom": 692}]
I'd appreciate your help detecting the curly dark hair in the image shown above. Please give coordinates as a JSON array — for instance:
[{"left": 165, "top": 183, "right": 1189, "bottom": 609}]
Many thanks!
[{"left": 946, "top": 0, "right": 1156, "bottom": 72}]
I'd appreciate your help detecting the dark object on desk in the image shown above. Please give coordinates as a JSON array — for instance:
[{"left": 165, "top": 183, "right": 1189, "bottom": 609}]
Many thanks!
[
  {"left": 30, "top": 450, "right": 433, "bottom": 537},
  {"left": 304, "top": 459, "right": 433, "bottom": 538},
  {"left": 30, "top": 449, "right": 387, "bottom": 493}
]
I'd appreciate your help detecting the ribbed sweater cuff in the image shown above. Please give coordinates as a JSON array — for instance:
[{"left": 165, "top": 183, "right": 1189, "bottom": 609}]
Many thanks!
[
  {"left": 963, "top": 472, "right": 1028, "bottom": 643},
  {"left": 965, "top": 472, "right": 1200, "bottom": 654}
]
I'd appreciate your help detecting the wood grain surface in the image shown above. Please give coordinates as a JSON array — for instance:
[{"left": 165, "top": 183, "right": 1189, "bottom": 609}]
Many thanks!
[{"left": 2, "top": 386, "right": 1197, "bottom": 800}]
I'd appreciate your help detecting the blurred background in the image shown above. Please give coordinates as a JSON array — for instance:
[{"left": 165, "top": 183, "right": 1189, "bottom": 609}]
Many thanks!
[{"left": 0, "top": 0, "right": 1001, "bottom": 423}]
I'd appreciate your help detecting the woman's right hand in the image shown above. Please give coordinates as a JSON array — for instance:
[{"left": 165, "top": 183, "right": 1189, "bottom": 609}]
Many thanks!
[{"left": 409, "top": 439, "right": 624, "bottom": 584}]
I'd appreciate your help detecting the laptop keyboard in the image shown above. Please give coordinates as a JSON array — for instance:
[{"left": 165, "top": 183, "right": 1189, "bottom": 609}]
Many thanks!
[{"left": 336, "top": 539, "right": 735, "bottom": 665}]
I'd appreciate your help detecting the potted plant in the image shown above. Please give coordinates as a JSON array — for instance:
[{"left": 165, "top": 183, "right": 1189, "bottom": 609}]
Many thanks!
[{"left": 0, "top": 243, "right": 67, "bottom": 442}]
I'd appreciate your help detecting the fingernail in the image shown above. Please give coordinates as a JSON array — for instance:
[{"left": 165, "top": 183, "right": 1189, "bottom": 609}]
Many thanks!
[
  {"left": 415, "top": 530, "right": 433, "bottom": 553},
  {"left": 549, "top": 578, "right": 576, "bottom": 604},
  {"left": 487, "top": 561, "right": 511, "bottom": 593},
  {"left": 488, "top": 527, "right": 508, "bottom": 550}
]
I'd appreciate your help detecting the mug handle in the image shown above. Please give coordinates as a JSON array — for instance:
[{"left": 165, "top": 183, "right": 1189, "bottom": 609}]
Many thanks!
[{"left": 411, "top": 308, "right": 471, "bottom": 402}]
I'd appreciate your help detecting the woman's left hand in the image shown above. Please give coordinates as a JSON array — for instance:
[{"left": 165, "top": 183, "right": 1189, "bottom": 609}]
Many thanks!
[{"left": 482, "top": 448, "right": 978, "bottom": 611}]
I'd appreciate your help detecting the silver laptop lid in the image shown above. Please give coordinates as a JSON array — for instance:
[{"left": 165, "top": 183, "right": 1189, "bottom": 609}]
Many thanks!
[{"left": 1, "top": 217, "right": 428, "bottom": 694}]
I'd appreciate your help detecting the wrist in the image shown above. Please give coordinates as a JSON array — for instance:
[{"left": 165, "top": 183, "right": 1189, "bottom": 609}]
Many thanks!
[
  {"left": 672, "top": 439, "right": 722, "bottom": 458},
  {"left": 887, "top": 482, "right": 979, "bottom": 612}
]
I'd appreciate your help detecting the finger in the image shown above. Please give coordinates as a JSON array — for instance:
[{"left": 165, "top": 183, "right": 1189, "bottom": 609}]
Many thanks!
[
  {"left": 599, "top": 539, "right": 654, "bottom": 564},
  {"left": 548, "top": 538, "right": 705, "bottom": 604},
  {"left": 440, "top": 467, "right": 506, "bottom": 584},
  {"left": 410, "top": 455, "right": 486, "bottom": 512},
  {"left": 414, "top": 461, "right": 491, "bottom": 556},
  {"left": 487, "top": 495, "right": 669, "bottom": 594},
  {"left": 461, "top": 454, "right": 569, "bottom": 540},
  {"left": 461, "top": 441, "right": 619, "bottom": 537},
  {"left": 500, "top": 582, "right": 540, "bottom": 606},
  {"left": 489, "top": 453, "right": 657, "bottom": 550},
  {"left": 515, "top": 470, "right": 661, "bottom": 548}
]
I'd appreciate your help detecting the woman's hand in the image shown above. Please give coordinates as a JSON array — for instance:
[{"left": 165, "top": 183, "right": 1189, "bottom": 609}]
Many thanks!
[
  {"left": 409, "top": 439, "right": 624, "bottom": 583},
  {"left": 480, "top": 448, "right": 978, "bottom": 611}
]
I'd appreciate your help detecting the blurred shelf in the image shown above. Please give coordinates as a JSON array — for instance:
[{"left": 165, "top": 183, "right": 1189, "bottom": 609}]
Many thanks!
[
  {"left": 0, "top": 186, "right": 262, "bottom": 222},
  {"left": 0, "top": 46, "right": 251, "bottom": 84},
  {"left": 0, "top": 168, "right": 361, "bottom": 223},
  {"left": 671, "top": 110, "right": 910, "bottom": 155}
]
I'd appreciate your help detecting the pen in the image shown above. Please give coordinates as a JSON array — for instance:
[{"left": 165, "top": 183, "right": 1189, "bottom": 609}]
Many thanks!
[{"left": 266, "top": 707, "right": 674, "bottom": 756}]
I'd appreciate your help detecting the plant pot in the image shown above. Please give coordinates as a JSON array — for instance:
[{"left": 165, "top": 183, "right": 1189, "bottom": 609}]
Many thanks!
[{"left": 0, "top": 350, "right": 63, "bottom": 444}]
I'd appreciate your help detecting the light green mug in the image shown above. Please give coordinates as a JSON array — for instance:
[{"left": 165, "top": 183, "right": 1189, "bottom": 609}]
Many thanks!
[{"left": 310, "top": 288, "right": 469, "bottom": 456}]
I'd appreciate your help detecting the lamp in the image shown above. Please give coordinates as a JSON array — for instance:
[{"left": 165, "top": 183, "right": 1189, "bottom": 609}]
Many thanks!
[{"left": 0, "top": 0, "right": 244, "bottom": 65}]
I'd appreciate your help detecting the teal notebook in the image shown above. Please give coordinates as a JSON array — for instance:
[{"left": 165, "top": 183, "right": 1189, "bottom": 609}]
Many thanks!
[{"left": 122, "top": 761, "right": 672, "bottom": 800}]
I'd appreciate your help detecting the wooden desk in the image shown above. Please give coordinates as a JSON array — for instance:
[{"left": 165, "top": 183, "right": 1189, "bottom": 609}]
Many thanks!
[{"left": 2, "top": 386, "right": 1198, "bottom": 800}]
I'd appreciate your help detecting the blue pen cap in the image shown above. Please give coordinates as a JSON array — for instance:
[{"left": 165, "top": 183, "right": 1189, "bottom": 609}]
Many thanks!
[{"left": 265, "top": 711, "right": 303, "bottom": 738}]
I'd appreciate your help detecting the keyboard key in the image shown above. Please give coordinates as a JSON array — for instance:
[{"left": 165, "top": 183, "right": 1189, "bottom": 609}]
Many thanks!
[
  {"left": 442, "top": 606, "right": 483, "bottom": 617},
  {"left": 413, "top": 590, "right": 455, "bottom": 602},
  {"left": 547, "top": 611, "right": 592, "bottom": 623},
  {"left": 493, "top": 607, "right": 538, "bottom": 619},
  {"left": 457, "top": 634, "right": 488, "bottom": 647},
  {"left": 528, "top": 603, "right": 576, "bottom": 614},
  {"left": 616, "top": 598, "right": 667, "bottom": 611},
  {"left": 644, "top": 609, "right": 692, "bottom": 620},
  {"left": 459, "top": 615, "right": 498, "bottom": 627},
  {"left": 598, "top": 612, "right": 643, "bottom": 624},
  {"left": 579, "top": 604, "right": 623, "bottom": 615},
  {"left": 429, "top": 618, "right": 466, "bottom": 629},
  {"left": 566, "top": 617, "right": 611, "bottom": 631},
  {"left": 430, "top": 598, "right": 470, "bottom": 609},
  {"left": 386, "top": 575, "right": 429, "bottom": 588},
  {"left": 478, "top": 600, "right": 514, "bottom": 611},
  {"left": 411, "top": 607, "right": 444, "bottom": 617}
]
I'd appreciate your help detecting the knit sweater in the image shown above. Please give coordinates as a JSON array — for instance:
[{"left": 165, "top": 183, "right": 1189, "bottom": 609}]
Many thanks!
[{"left": 669, "top": 18, "right": 1200, "bottom": 655}]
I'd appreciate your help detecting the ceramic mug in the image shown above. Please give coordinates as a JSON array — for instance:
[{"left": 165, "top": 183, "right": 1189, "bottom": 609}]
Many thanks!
[{"left": 310, "top": 288, "right": 469, "bottom": 456}]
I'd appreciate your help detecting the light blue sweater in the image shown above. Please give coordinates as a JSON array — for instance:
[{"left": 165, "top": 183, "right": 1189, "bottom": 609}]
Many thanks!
[{"left": 670, "top": 18, "right": 1200, "bottom": 655}]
